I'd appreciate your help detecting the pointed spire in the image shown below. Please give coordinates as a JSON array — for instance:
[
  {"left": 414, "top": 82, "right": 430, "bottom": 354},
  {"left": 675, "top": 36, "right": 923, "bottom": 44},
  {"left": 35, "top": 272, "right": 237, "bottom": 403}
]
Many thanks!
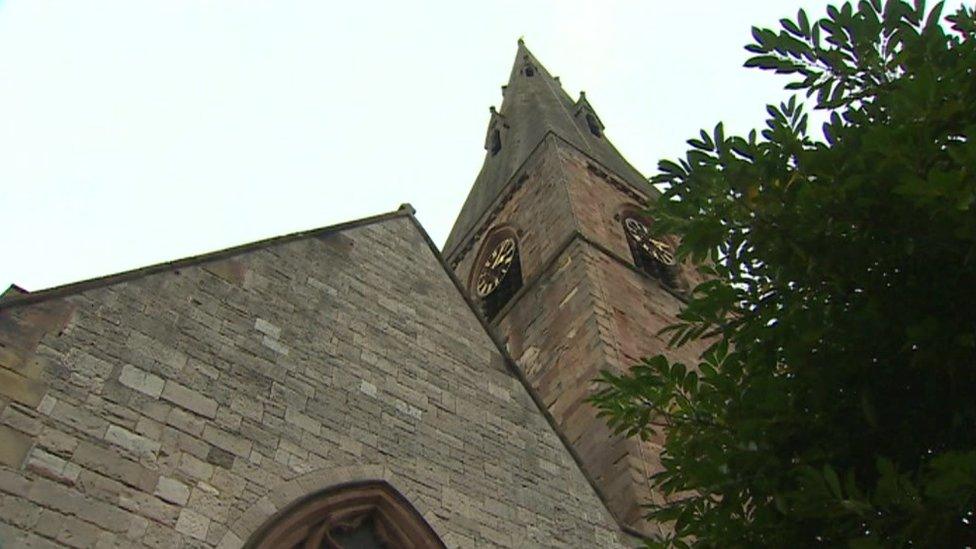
[{"left": 443, "top": 41, "right": 652, "bottom": 257}]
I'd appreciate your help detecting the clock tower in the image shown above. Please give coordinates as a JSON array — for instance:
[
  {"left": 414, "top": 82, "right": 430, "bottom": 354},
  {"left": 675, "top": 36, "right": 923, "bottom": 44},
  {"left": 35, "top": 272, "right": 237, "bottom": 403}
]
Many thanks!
[{"left": 443, "top": 41, "right": 707, "bottom": 537}]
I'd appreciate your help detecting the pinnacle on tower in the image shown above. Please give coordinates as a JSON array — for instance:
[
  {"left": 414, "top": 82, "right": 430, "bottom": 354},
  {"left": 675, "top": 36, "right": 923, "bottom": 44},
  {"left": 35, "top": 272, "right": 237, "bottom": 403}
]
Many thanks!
[{"left": 443, "top": 42, "right": 653, "bottom": 257}]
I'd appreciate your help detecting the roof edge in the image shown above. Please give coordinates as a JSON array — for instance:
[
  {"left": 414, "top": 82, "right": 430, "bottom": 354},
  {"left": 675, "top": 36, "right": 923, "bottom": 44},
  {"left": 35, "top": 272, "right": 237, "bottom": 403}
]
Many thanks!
[
  {"left": 443, "top": 130, "right": 655, "bottom": 260},
  {"left": 0, "top": 207, "right": 414, "bottom": 311}
]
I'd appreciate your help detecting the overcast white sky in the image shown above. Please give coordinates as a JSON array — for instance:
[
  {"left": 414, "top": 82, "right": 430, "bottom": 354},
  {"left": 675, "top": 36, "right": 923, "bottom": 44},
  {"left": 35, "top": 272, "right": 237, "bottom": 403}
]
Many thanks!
[{"left": 0, "top": 1, "right": 963, "bottom": 292}]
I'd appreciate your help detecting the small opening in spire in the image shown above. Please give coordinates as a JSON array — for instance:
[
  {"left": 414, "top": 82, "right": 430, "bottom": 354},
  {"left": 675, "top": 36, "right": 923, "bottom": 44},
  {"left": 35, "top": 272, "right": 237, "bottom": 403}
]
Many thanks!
[
  {"left": 586, "top": 113, "right": 602, "bottom": 137},
  {"left": 489, "top": 129, "right": 502, "bottom": 156},
  {"left": 523, "top": 64, "right": 535, "bottom": 77}
]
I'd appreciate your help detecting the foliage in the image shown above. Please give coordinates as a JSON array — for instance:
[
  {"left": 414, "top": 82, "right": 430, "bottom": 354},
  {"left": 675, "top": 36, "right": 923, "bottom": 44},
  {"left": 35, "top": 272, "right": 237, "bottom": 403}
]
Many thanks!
[{"left": 589, "top": 1, "right": 976, "bottom": 546}]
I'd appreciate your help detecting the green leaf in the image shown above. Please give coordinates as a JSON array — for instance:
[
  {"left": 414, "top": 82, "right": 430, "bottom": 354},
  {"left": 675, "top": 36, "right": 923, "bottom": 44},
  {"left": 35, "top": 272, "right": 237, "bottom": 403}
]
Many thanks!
[{"left": 823, "top": 465, "right": 843, "bottom": 498}]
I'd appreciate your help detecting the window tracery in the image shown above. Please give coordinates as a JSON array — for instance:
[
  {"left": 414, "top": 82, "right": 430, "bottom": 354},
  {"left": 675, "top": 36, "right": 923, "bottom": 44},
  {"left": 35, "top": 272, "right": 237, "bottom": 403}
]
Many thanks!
[{"left": 244, "top": 481, "right": 445, "bottom": 549}]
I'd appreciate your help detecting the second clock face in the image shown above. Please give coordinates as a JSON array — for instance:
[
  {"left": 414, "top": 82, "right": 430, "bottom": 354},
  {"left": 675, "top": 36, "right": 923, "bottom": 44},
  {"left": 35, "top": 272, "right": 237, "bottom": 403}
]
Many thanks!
[
  {"left": 476, "top": 237, "right": 516, "bottom": 297},
  {"left": 624, "top": 217, "right": 676, "bottom": 266}
]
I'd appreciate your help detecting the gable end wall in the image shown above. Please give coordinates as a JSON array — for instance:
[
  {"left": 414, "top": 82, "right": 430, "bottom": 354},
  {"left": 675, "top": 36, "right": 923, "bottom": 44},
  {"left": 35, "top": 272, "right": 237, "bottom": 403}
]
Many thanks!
[{"left": 0, "top": 216, "right": 630, "bottom": 548}]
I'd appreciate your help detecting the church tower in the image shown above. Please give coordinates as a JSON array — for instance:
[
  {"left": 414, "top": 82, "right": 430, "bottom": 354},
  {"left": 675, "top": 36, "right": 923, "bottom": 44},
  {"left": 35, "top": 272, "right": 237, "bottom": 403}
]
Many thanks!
[{"left": 444, "top": 41, "right": 705, "bottom": 537}]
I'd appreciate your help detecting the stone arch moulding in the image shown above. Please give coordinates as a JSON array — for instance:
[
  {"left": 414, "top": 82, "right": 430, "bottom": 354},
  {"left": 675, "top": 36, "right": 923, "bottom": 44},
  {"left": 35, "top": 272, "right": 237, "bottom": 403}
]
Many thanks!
[
  {"left": 466, "top": 224, "right": 524, "bottom": 321},
  {"left": 617, "top": 204, "right": 682, "bottom": 289},
  {"left": 243, "top": 479, "right": 446, "bottom": 549},
  {"left": 466, "top": 224, "right": 521, "bottom": 289}
]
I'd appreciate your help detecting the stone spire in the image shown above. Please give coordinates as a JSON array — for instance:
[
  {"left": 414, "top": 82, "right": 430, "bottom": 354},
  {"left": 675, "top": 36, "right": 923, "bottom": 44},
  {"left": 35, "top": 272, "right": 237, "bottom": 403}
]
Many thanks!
[{"left": 443, "top": 40, "right": 653, "bottom": 257}]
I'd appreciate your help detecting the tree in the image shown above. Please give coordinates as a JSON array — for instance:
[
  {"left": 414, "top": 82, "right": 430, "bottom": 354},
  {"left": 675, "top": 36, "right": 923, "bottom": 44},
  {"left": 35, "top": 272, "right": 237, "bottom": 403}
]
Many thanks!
[{"left": 588, "top": 1, "right": 976, "bottom": 546}]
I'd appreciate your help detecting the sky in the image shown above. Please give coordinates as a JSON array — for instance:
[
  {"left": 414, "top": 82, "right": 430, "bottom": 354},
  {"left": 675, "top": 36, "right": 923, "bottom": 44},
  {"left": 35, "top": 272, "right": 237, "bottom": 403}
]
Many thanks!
[{"left": 0, "top": 1, "right": 964, "bottom": 292}]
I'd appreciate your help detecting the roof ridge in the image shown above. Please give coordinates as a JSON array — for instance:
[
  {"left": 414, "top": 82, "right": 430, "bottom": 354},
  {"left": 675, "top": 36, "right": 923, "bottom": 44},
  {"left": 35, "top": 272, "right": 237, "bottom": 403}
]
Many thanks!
[{"left": 0, "top": 206, "right": 414, "bottom": 311}]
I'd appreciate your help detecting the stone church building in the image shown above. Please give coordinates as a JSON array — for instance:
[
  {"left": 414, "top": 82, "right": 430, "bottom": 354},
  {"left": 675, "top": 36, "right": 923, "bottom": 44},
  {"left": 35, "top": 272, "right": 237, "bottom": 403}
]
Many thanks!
[{"left": 0, "top": 42, "right": 702, "bottom": 547}]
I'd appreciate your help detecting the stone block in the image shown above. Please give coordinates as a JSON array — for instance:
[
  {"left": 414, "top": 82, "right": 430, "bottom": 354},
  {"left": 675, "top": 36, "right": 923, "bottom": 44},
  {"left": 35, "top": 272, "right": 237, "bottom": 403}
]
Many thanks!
[
  {"left": 0, "top": 367, "right": 46, "bottom": 407},
  {"left": 118, "top": 364, "right": 164, "bottom": 398},
  {"left": 202, "top": 425, "right": 251, "bottom": 458},
  {"left": 203, "top": 259, "right": 247, "bottom": 286},
  {"left": 49, "top": 400, "right": 107, "bottom": 438},
  {"left": 1, "top": 404, "right": 41, "bottom": 436},
  {"left": 73, "top": 441, "right": 157, "bottom": 492},
  {"left": 166, "top": 406, "right": 206, "bottom": 436},
  {"left": 0, "top": 424, "right": 32, "bottom": 467},
  {"left": 0, "top": 495, "right": 42, "bottom": 529},
  {"left": 207, "top": 446, "right": 236, "bottom": 469},
  {"left": 284, "top": 407, "right": 320, "bottom": 435},
  {"left": 178, "top": 453, "right": 211, "bottom": 480},
  {"left": 119, "top": 491, "right": 179, "bottom": 525},
  {"left": 0, "top": 469, "right": 32, "bottom": 498},
  {"left": 57, "top": 514, "right": 101, "bottom": 548},
  {"left": 36, "top": 427, "right": 79, "bottom": 457},
  {"left": 161, "top": 380, "right": 218, "bottom": 418},
  {"left": 105, "top": 424, "right": 161, "bottom": 458},
  {"left": 154, "top": 476, "right": 190, "bottom": 506},
  {"left": 74, "top": 353, "right": 114, "bottom": 380},
  {"left": 253, "top": 318, "right": 281, "bottom": 339},
  {"left": 25, "top": 447, "right": 79, "bottom": 484},
  {"left": 175, "top": 507, "right": 210, "bottom": 541},
  {"left": 260, "top": 335, "right": 289, "bottom": 355}
]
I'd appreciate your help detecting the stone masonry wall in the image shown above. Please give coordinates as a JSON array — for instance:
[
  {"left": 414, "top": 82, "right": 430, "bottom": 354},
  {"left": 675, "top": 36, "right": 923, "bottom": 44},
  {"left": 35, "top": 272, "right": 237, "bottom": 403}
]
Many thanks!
[
  {"left": 0, "top": 215, "right": 629, "bottom": 548},
  {"left": 450, "top": 139, "right": 710, "bottom": 537}
]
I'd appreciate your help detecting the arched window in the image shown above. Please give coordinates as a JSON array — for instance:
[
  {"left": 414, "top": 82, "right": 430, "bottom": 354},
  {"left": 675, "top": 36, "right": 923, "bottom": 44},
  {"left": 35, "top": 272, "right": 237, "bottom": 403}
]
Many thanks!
[
  {"left": 485, "top": 107, "right": 506, "bottom": 157},
  {"left": 488, "top": 128, "right": 502, "bottom": 156},
  {"left": 523, "top": 63, "right": 536, "bottom": 77},
  {"left": 620, "top": 209, "right": 678, "bottom": 286},
  {"left": 244, "top": 481, "right": 445, "bottom": 549},
  {"left": 585, "top": 113, "right": 602, "bottom": 137},
  {"left": 471, "top": 227, "right": 523, "bottom": 321}
]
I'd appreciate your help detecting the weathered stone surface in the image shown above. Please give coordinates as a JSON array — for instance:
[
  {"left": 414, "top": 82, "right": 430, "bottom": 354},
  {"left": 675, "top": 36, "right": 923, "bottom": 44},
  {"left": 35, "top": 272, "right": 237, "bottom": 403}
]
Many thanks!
[
  {"left": 452, "top": 137, "right": 706, "bottom": 536},
  {"left": 0, "top": 424, "right": 32, "bottom": 467},
  {"left": 118, "top": 364, "right": 165, "bottom": 398},
  {"left": 105, "top": 424, "right": 161, "bottom": 458},
  {"left": 0, "top": 213, "right": 632, "bottom": 547},
  {"left": 161, "top": 380, "right": 218, "bottom": 418},
  {"left": 175, "top": 503, "right": 211, "bottom": 540},
  {"left": 0, "top": 367, "right": 46, "bottom": 407}
]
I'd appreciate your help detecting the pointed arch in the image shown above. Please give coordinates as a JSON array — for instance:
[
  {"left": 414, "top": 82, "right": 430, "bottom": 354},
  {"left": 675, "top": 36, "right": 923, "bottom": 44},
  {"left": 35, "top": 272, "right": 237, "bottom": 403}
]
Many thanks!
[
  {"left": 485, "top": 107, "right": 507, "bottom": 157},
  {"left": 243, "top": 480, "right": 446, "bottom": 549},
  {"left": 618, "top": 205, "right": 679, "bottom": 287}
]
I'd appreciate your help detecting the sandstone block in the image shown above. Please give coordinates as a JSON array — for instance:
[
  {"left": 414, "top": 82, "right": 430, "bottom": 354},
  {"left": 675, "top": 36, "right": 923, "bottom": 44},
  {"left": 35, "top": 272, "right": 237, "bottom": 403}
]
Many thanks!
[
  {"left": 175, "top": 507, "right": 210, "bottom": 541},
  {"left": 162, "top": 380, "right": 218, "bottom": 418},
  {"left": 202, "top": 425, "right": 252, "bottom": 458},
  {"left": 56, "top": 514, "right": 100, "bottom": 548},
  {"left": 118, "top": 364, "right": 164, "bottom": 398},
  {"left": 25, "top": 447, "right": 79, "bottom": 484},
  {"left": 73, "top": 441, "right": 157, "bottom": 492},
  {"left": 105, "top": 424, "right": 161, "bottom": 458},
  {"left": 261, "top": 335, "right": 289, "bottom": 355},
  {"left": 154, "top": 476, "right": 190, "bottom": 506},
  {"left": 284, "top": 407, "right": 320, "bottom": 435},
  {"left": 0, "top": 424, "right": 32, "bottom": 467},
  {"left": 49, "top": 400, "right": 107, "bottom": 438},
  {"left": 254, "top": 318, "right": 281, "bottom": 339},
  {"left": 166, "top": 407, "right": 206, "bottom": 436},
  {"left": 1, "top": 404, "right": 41, "bottom": 437},
  {"left": 0, "top": 495, "right": 42, "bottom": 529},
  {"left": 178, "top": 452, "right": 214, "bottom": 481},
  {"left": 0, "top": 367, "right": 46, "bottom": 407}
]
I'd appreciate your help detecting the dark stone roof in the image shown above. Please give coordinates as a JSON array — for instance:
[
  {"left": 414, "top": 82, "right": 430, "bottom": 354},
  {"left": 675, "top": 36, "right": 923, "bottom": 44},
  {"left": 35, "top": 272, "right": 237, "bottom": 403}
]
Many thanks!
[{"left": 442, "top": 41, "right": 655, "bottom": 258}]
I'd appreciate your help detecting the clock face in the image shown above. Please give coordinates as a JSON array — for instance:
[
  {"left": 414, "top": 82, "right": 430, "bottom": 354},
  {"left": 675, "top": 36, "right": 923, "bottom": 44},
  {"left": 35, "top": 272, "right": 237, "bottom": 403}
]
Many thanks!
[
  {"left": 624, "top": 217, "right": 676, "bottom": 266},
  {"left": 476, "top": 237, "right": 516, "bottom": 297}
]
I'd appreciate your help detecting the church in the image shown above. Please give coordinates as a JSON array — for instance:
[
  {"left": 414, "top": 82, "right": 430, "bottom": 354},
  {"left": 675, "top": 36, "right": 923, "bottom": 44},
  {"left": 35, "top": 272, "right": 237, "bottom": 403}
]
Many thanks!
[{"left": 0, "top": 41, "right": 704, "bottom": 547}]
